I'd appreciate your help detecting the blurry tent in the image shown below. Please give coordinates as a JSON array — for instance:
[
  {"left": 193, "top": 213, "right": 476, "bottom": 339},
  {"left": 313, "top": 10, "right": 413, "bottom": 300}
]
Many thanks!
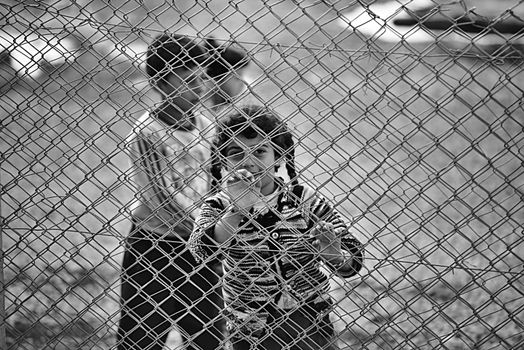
[
  {"left": 339, "top": 0, "right": 524, "bottom": 59},
  {"left": 393, "top": 0, "right": 524, "bottom": 34}
]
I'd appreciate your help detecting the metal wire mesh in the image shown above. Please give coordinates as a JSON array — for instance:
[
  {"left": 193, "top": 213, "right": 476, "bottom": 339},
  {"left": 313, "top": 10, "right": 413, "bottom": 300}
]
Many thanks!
[{"left": 1, "top": 0, "right": 523, "bottom": 349}]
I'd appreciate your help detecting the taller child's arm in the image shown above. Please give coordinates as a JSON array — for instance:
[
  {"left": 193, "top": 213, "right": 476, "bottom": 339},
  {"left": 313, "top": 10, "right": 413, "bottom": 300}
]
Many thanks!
[
  {"left": 130, "top": 134, "right": 206, "bottom": 218},
  {"left": 127, "top": 134, "right": 182, "bottom": 215}
]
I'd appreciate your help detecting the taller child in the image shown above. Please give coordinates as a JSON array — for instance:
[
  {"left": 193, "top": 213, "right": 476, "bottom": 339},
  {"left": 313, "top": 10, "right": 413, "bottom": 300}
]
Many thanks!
[{"left": 116, "top": 33, "right": 225, "bottom": 350}]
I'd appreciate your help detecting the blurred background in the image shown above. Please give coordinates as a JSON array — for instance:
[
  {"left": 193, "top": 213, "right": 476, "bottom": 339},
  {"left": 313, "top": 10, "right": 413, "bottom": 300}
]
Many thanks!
[{"left": 0, "top": 0, "right": 523, "bottom": 349}]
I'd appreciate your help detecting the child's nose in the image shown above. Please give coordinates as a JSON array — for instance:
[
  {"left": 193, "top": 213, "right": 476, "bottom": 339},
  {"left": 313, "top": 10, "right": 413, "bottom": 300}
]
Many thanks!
[{"left": 241, "top": 153, "right": 257, "bottom": 169}]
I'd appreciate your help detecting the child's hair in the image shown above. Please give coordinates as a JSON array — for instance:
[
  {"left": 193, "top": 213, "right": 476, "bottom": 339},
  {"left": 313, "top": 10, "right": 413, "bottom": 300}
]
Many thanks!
[
  {"left": 146, "top": 33, "right": 208, "bottom": 85},
  {"left": 204, "top": 37, "right": 250, "bottom": 79},
  {"left": 210, "top": 105, "right": 298, "bottom": 192}
]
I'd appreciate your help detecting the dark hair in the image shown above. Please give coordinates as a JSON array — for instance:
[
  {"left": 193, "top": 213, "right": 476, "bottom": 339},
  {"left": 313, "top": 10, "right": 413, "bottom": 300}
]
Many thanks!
[
  {"left": 204, "top": 38, "right": 250, "bottom": 79},
  {"left": 146, "top": 33, "right": 208, "bottom": 83},
  {"left": 210, "top": 105, "right": 298, "bottom": 192}
]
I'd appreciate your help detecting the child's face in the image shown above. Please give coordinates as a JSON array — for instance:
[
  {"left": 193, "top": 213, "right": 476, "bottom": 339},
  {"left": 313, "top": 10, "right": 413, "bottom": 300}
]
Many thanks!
[
  {"left": 224, "top": 134, "right": 278, "bottom": 195},
  {"left": 158, "top": 66, "right": 205, "bottom": 112}
]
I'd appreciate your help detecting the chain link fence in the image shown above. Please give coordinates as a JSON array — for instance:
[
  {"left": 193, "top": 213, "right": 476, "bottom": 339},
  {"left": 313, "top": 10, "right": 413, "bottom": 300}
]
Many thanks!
[{"left": 1, "top": 0, "right": 523, "bottom": 349}]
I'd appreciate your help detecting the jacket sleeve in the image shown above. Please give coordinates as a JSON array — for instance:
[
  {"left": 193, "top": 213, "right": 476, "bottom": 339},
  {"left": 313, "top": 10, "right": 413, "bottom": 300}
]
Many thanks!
[
  {"left": 306, "top": 187, "right": 365, "bottom": 278},
  {"left": 188, "top": 197, "right": 225, "bottom": 263}
]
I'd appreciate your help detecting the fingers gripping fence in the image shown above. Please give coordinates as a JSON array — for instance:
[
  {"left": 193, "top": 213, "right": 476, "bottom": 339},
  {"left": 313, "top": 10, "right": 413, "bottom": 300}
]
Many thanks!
[{"left": 0, "top": 0, "right": 523, "bottom": 349}]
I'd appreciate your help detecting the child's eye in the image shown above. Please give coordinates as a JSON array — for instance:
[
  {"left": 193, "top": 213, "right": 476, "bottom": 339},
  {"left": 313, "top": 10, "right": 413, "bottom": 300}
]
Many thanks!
[{"left": 254, "top": 148, "right": 267, "bottom": 156}]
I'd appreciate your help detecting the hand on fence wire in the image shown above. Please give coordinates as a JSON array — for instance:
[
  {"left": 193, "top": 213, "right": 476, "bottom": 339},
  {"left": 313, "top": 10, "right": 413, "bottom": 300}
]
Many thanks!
[
  {"left": 310, "top": 221, "right": 343, "bottom": 264},
  {"left": 223, "top": 169, "right": 264, "bottom": 213}
]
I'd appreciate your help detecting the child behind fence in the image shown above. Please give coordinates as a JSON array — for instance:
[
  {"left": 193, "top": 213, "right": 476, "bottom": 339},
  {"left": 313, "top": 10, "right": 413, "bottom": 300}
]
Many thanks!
[
  {"left": 116, "top": 33, "right": 226, "bottom": 350},
  {"left": 188, "top": 105, "right": 364, "bottom": 350}
]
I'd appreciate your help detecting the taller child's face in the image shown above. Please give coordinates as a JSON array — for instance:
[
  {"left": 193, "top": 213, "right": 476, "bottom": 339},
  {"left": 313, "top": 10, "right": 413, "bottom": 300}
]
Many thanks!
[
  {"left": 159, "top": 66, "right": 205, "bottom": 112},
  {"left": 224, "top": 134, "right": 278, "bottom": 195}
]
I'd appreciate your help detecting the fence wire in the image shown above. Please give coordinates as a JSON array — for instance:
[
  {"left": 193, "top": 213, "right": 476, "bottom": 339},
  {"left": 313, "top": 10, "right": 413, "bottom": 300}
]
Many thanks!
[{"left": 1, "top": 0, "right": 523, "bottom": 349}]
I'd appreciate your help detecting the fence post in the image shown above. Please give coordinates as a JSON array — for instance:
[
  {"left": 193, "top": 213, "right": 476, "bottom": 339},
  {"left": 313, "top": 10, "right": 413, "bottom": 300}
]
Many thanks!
[{"left": 0, "top": 171, "right": 6, "bottom": 349}]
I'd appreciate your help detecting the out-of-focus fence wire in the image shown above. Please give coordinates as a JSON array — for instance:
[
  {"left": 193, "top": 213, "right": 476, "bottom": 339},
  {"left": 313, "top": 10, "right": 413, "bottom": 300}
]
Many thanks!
[{"left": 1, "top": 0, "right": 523, "bottom": 349}]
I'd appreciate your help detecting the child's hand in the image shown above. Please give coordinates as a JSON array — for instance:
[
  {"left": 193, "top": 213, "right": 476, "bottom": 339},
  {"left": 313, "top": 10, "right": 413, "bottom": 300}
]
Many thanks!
[
  {"left": 224, "top": 169, "right": 262, "bottom": 212},
  {"left": 311, "top": 221, "right": 343, "bottom": 262}
]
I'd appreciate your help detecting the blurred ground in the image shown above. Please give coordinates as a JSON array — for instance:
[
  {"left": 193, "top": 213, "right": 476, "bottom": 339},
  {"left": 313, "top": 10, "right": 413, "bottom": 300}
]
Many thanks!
[{"left": 1, "top": 0, "right": 523, "bottom": 349}]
